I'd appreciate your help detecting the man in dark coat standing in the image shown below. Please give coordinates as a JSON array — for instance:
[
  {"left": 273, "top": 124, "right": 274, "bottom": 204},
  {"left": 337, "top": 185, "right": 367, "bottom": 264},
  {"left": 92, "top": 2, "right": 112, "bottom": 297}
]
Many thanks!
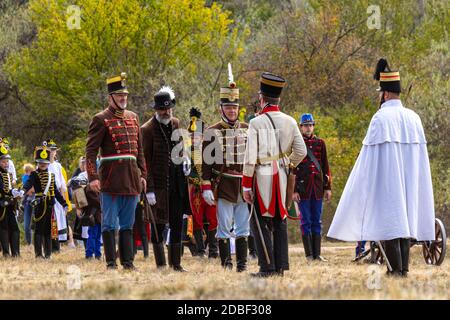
[{"left": 141, "top": 86, "right": 190, "bottom": 272}]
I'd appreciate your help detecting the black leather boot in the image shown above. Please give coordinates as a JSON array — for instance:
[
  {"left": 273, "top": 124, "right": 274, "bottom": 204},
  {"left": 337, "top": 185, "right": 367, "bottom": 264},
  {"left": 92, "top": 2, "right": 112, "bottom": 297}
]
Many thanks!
[
  {"left": 167, "top": 244, "right": 173, "bottom": 267},
  {"left": 43, "top": 235, "right": 52, "bottom": 259},
  {"left": 10, "top": 230, "right": 20, "bottom": 257},
  {"left": 248, "top": 235, "right": 257, "bottom": 260},
  {"left": 193, "top": 229, "right": 206, "bottom": 257},
  {"left": 102, "top": 231, "right": 118, "bottom": 270},
  {"left": 0, "top": 230, "right": 10, "bottom": 256},
  {"left": 384, "top": 239, "right": 402, "bottom": 277},
  {"left": 34, "top": 233, "right": 43, "bottom": 258},
  {"left": 207, "top": 229, "right": 218, "bottom": 259},
  {"left": 152, "top": 242, "right": 167, "bottom": 268},
  {"left": 400, "top": 238, "right": 410, "bottom": 277},
  {"left": 119, "top": 229, "right": 136, "bottom": 270},
  {"left": 312, "top": 234, "right": 327, "bottom": 262},
  {"left": 169, "top": 243, "right": 186, "bottom": 272},
  {"left": 235, "top": 237, "right": 248, "bottom": 272},
  {"left": 302, "top": 234, "right": 313, "bottom": 261},
  {"left": 52, "top": 238, "right": 60, "bottom": 253},
  {"left": 186, "top": 241, "right": 198, "bottom": 257},
  {"left": 218, "top": 239, "right": 233, "bottom": 269}
]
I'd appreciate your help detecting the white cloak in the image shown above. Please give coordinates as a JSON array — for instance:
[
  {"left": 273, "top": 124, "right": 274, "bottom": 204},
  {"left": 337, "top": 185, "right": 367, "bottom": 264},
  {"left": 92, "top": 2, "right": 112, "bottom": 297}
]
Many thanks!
[
  {"left": 8, "top": 160, "right": 17, "bottom": 183},
  {"left": 327, "top": 99, "right": 435, "bottom": 241},
  {"left": 49, "top": 161, "right": 68, "bottom": 241}
]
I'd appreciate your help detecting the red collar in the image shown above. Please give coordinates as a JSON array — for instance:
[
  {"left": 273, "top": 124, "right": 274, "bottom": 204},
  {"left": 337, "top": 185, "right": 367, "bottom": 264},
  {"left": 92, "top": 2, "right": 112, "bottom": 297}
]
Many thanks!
[{"left": 260, "top": 105, "right": 280, "bottom": 114}]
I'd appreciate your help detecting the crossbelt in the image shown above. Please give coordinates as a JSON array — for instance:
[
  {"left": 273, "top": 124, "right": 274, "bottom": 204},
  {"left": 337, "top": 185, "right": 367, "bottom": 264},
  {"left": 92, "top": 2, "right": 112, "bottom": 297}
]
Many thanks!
[{"left": 256, "top": 152, "right": 289, "bottom": 165}]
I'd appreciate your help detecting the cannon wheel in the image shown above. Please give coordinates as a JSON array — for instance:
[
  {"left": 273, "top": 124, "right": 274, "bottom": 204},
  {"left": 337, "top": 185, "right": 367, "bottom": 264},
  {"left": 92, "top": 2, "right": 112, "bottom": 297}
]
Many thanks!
[
  {"left": 422, "top": 218, "right": 447, "bottom": 266},
  {"left": 366, "top": 241, "right": 384, "bottom": 264}
]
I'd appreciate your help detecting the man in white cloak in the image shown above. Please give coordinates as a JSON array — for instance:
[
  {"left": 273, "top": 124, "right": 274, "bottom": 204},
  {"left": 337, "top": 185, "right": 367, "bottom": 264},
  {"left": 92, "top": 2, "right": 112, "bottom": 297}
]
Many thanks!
[{"left": 327, "top": 59, "right": 435, "bottom": 277}]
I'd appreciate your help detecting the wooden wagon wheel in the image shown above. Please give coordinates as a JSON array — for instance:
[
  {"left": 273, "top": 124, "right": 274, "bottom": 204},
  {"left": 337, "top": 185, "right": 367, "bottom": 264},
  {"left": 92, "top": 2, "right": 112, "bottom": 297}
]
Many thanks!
[
  {"left": 422, "top": 218, "right": 447, "bottom": 266},
  {"left": 366, "top": 241, "right": 384, "bottom": 264}
]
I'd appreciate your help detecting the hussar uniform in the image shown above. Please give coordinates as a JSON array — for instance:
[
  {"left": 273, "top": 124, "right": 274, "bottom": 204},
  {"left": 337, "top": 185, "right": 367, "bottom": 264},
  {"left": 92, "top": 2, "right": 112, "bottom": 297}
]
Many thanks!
[
  {"left": 242, "top": 73, "right": 307, "bottom": 277},
  {"left": 201, "top": 70, "right": 250, "bottom": 272},
  {"left": 86, "top": 73, "right": 147, "bottom": 270},
  {"left": 0, "top": 143, "right": 21, "bottom": 257},
  {"left": 186, "top": 108, "right": 218, "bottom": 258},
  {"left": 23, "top": 146, "right": 67, "bottom": 259},
  {"left": 0, "top": 138, "right": 17, "bottom": 186}
]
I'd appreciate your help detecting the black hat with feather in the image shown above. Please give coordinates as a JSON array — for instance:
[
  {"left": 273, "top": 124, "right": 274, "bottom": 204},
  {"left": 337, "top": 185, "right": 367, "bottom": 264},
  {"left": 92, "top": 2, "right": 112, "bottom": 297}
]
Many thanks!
[
  {"left": 373, "top": 58, "right": 401, "bottom": 93},
  {"left": 188, "top": 107, "right": 205, "bottom": 134}
]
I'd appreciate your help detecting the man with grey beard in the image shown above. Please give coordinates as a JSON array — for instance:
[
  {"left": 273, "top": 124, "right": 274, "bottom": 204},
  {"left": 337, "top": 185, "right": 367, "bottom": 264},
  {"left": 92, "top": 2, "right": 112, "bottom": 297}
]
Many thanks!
[{"left": 141, "top": 86, "right": 190, "bottom": 272}]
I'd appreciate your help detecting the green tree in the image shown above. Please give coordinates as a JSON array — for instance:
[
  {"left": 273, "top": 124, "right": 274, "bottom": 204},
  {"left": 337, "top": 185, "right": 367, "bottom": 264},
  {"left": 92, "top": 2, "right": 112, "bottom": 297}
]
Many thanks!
[{"left": 5, "top": 0, "right": 248, "bottom": 153}]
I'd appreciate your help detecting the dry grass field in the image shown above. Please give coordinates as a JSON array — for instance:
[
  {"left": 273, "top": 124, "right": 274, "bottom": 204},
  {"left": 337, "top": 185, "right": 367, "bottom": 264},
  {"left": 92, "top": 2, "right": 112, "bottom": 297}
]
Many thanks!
[{"left": 0, "top": 241, "right": 448, "bottom": 300}]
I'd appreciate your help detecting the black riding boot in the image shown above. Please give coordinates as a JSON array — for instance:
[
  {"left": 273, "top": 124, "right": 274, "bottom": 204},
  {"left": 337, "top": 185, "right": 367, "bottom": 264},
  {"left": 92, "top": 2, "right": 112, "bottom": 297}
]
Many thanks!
[
  {"left": 235, "top": 237, "right": 248, "bottom": 272},
  {"left": 384, "top": 239, "right": 402, "bottom": 276},
  {"left": 102, "top": 231, "right": 118, "bottom": 269},
  {"left": 248, "top": 235, "right": 257, "bottom": 260},
  {"left": 186, "top": 241, "right": 198, "bottom": 257},
  {"left": 52, "top": 238, "right": 60, "bottom": 253},
  {"left": 400, "top": 238, "right": 410, "bottom": 277},
  {"left": 152, "top": 242, "right": 167, "bottom": 268},
  {"left": 207, "top": 229, "right": 218, "bottom": 259},
  {"left": 169, "top": 243, "right": 186, "bottom": 272},
  {"left": 10, "top": 230, "right": 20, "bottom": 257},
  {"left": 302, "top": 234, "right": 313, "bottom": 261},
  {"left": 218, "top": 239, "right": 232, "bottom": 269},
  {"left": 312, "top": 234, "right": 327, "bottom": 261},
  {"left": 0, "top": 230, "right": 10, "bottom": 257},
  {"left": 119, "top": 229, "right": 135, "bottom": 270},
  {"left": 194, "top": 229, "right": 206, "bottom": 257},
  {"left": 44, "top": 236, "right": 52, "bottom": 259},
  {"left": 34, "top": 233, "right": 43, "bottom": 258}
]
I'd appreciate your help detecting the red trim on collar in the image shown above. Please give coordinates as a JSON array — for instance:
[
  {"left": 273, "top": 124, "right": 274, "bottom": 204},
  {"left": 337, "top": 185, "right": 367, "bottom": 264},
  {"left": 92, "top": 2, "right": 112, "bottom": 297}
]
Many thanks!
[{"left": 260, "top": 105, "right": 280, "bottom": 114}]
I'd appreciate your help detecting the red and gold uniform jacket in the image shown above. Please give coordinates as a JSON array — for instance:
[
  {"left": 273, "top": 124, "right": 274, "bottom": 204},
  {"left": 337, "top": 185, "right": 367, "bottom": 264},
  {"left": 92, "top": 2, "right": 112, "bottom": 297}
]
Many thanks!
[{"left": 86, "top": 106, "right": 147, "bottom": 195}]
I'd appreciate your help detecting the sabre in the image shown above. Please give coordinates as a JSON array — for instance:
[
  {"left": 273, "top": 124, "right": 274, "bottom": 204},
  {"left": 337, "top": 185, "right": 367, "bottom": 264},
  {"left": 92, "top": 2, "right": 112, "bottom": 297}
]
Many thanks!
[
  {"left": 142, "top": 188, "right": 159, "bottom": 244},
  {"left": 249, "top": 191, "right": 271, "bottom": 266},
  {"left": 377, "top": 241, "right": 393, "bottom": 272},
  {"left": 147, "top": 203, "right": 159, "bottom": 244}
]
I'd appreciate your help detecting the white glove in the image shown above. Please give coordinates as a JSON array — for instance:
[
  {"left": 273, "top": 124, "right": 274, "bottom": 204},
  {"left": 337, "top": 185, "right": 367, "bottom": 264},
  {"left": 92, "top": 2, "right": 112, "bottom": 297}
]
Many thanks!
[
  {"left": 12, "top": 189, "right": 24, "bottom": 198},
  {"left": 146, "top": 192, "right": 156, "bottom": 206},
  {"left": 202, "top": 190, "right": 215, "bottom": 206}
]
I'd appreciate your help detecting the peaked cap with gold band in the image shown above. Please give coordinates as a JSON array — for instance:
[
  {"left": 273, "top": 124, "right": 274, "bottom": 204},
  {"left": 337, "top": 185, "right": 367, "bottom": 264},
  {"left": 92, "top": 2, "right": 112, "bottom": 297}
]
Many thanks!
[
  {"left": 34, "top": 145, "right": 50, "bottom": 164},
  {"left": 373, "top": 58, "right": 401, "bottom": 93},
  {"left": 260, "top": 72, "right": 286, "bottom": 98},
  {"left": 0, "top": 143, "right": 10, "bottom": 160},
  {"left": 107, "top": 72, "right": 129, "bottom": 94},
  {"left": 220, "top": 63, "right": 239, "bottom": 105}
]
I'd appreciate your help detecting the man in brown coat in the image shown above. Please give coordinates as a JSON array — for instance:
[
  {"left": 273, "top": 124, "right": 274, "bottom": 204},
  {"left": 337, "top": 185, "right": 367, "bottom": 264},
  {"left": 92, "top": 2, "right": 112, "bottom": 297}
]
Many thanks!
[
  {"left": 86, "top": 73, "right": 147, "bottom": 270},
  {"left": 141, "top": 86, "right": 190, "bottom": 272}
]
